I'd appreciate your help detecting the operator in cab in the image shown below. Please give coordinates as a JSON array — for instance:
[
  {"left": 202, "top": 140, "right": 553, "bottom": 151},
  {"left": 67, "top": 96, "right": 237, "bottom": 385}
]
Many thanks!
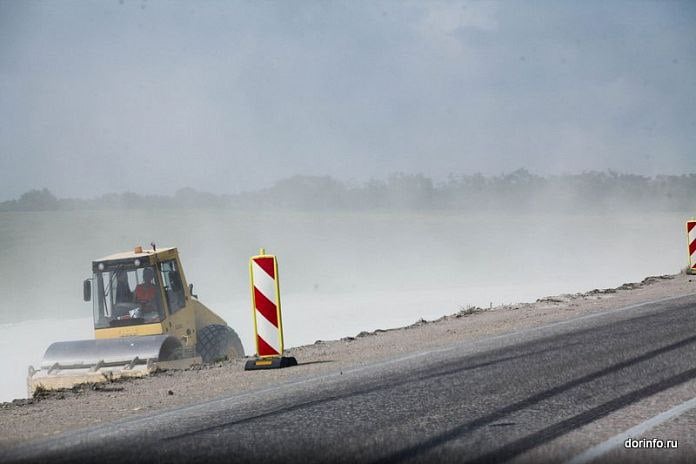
[{"left": 135, "top": 267, "right": 158, "bottom": 313}]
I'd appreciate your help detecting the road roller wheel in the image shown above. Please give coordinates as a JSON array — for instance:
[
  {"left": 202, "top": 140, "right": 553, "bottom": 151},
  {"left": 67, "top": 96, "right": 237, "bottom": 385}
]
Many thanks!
[{"left": 197, "top": 324, "right": 245, "bottom": 363}]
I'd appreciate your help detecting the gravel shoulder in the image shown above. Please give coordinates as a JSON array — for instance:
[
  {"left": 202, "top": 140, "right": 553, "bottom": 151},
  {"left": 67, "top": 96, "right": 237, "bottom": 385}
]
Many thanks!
[{"left": 1, "top": 272, "right": 694, "bottom": 448}]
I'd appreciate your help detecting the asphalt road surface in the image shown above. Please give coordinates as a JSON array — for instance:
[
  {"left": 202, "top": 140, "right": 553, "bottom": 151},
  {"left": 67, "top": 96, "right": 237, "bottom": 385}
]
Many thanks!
[{"left": 3, "top": 294, "right": 696, "bottom": 464}]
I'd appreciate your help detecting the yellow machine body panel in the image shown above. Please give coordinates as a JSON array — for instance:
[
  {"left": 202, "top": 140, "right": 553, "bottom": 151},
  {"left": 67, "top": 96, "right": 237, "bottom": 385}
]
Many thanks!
[{"left": 95, "top": 323, "right": 164, "bottom": 339}]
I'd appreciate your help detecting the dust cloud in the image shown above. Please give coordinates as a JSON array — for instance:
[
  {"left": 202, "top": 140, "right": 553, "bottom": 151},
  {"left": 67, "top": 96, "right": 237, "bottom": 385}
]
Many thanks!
[{"left": 0, "top": 199, "right": 692, "bottom": 401}]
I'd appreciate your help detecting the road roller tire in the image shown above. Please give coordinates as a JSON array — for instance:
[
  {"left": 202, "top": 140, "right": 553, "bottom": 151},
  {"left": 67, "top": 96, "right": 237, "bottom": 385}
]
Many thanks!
[{"left": 197, "top": 324, "right": 245, "bottom": 363}]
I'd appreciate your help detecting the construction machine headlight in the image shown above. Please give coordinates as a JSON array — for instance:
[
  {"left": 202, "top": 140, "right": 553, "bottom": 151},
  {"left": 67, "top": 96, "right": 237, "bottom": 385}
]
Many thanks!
[
  {"left": 134, "top": 259, "right": 141, "bottom": 266},
  {"left": 98, "top": 262, "right": 105, "bottom": 271}
]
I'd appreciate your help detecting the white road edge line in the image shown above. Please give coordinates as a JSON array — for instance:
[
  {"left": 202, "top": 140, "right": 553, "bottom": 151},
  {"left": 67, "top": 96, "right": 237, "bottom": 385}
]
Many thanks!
[{"left": 565, "top": 396, "right": 696, "bottom": 464}]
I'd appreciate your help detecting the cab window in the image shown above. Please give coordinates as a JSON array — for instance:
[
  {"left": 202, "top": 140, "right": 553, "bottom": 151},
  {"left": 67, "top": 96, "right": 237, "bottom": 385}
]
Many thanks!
[
  {"left": 93, "top": 267, "right": 164, "bottom": 328},
  {"left": 159, "top": 260, "right": 186, "bottom": 313}
]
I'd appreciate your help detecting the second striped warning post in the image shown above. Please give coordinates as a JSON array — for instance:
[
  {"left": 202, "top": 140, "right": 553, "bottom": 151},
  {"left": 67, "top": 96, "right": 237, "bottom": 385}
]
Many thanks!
[{"left": 687, "top": 221, "right": 696, "bottom": 275}]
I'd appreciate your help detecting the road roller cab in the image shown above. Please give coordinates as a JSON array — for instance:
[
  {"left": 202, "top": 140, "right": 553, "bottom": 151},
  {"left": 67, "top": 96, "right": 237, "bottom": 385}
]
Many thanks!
[
  {"left": 86, "top": 246, "right": 198, "bottom": 353},
  {"left": 28, "top": 246, "right": 244, "bottom": 396}
]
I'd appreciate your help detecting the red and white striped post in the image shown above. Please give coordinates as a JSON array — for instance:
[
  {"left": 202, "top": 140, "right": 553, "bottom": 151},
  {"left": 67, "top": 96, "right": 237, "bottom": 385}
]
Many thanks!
[
  {"left": 245, "top": 248, "right": 297, "bottom": 370},
  {"left": 687, "top": 221, "right": 696, "bottom": 275}
]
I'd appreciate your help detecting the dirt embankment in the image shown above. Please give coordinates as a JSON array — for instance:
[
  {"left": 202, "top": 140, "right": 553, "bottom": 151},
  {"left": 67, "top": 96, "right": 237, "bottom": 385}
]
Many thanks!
[{"left": 1, "top": 273, "right": 693, "bottom": 447}]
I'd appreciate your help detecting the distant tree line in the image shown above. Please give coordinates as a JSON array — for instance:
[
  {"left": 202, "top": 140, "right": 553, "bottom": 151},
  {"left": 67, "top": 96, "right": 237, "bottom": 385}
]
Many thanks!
[{"left": 1, "top": 170, "right": 695, "bottom": 212}]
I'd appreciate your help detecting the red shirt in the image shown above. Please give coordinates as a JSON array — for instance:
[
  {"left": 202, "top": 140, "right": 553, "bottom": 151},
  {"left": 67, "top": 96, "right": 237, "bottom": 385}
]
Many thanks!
[{"left": 135, "top": 283, "right": 157, "bottom": 311}]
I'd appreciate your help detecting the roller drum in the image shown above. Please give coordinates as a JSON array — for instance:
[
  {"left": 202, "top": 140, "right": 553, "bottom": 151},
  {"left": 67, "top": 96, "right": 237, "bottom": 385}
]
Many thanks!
[{"left": 39, "top": 335, "right": 183, "bottom": 368}]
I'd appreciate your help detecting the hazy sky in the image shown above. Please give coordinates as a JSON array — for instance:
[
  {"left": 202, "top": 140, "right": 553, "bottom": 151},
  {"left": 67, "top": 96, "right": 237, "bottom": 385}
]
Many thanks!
[{"left": 1, "top": 1, "right": 695, "bottom": 199}]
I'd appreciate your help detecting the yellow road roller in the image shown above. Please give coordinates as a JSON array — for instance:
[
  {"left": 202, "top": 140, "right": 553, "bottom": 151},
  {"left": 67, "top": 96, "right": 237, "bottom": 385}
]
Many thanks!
[{"left": 27, "top": 245, "right": 244, "bottom": 395}]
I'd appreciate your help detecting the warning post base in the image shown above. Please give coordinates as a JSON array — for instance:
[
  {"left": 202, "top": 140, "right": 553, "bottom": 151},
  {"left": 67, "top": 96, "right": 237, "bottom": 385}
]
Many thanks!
[{"left": 244, "top": 356, "right": 298, "bottom": 370}]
